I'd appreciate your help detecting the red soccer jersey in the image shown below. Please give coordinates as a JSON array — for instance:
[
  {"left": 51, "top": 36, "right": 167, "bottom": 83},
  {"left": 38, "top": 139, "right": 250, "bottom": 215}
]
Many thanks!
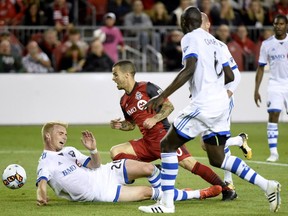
[{"left": 120, "top": 81, "right": 170, "bottom": 137}]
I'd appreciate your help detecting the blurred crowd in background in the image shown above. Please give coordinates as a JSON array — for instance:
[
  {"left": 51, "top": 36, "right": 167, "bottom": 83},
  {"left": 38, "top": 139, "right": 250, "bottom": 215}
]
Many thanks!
[{"left": 0, "top": 0, "right": 287, "bottom": 73}]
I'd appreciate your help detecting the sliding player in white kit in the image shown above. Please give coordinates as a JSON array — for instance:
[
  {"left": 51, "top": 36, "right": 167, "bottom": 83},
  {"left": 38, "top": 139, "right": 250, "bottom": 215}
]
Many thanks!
[
  {"left": 36, "top": 121, "right": 222, "bottom": 205},
  {"left": 254, "top": 14, "right": 288, "bottom": 162},
  {"left": 139, "top": 7, "right": 281, "bottom": 213}
]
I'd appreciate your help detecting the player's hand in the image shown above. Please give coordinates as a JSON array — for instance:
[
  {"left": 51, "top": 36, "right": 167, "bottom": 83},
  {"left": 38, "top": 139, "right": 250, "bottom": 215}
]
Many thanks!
[
  {"left": 143, "top": 118, "right": 157, "bottom": 129},
  {"left": 254, "top": 91, "right": 261, "bottom": 107},
  {"left": 81, "top": 130, "right": 97, "bottom": 151},
  {"left": 144, "top": 95, "right": 165, "bottom": 113},
  {"left": 227, "top": 90, "right": 233, "bottom": 98},
  {"left": 110, "top": 118, "right": 122, "bottom": 129},
  {"left": 37, "top": 196, "right": 48, "bottom": 206}
]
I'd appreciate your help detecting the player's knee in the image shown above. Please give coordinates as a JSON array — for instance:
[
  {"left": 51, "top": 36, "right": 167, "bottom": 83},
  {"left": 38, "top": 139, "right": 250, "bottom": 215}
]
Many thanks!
[
  {"left": 141, "top": 163, "right": 155, "bottom": 176},
  {"left": 109, "top": 146, "right": 118, "bottom": 159},
  {"left": 204, "top": 134, "right": 228, "bottom": 146},
  {"left": 209, "top": 158, "right": 222, "bottom": 168},
  {"left": 160, "top": 137, "right": 178, "bottom": 152}
]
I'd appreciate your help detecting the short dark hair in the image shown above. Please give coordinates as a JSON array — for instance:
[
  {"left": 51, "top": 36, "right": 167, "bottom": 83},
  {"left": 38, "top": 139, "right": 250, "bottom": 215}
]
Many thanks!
[
  {"left": 184, "top": 6, "right": 202, "bottom": 28},
  {"left": 113, "top": 60, "right": 136, "bottom": 76},
  {"left": 274, "top": 14, "right": 288, "bottom": 24}
]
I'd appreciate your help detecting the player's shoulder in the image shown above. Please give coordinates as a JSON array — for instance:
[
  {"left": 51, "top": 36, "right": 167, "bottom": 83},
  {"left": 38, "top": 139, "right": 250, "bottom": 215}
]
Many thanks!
[
  {"left": 137, "top": 81, "right": 148, "bottom": 87},
  {"left": 262, "top": 35, "right": 275, "bottom": 44},
  {"left": 63, "top": 146, "right": 79, "bottom": 154},
  {"left": 216, "top": 39, "right": 227, "bottom": 48}
]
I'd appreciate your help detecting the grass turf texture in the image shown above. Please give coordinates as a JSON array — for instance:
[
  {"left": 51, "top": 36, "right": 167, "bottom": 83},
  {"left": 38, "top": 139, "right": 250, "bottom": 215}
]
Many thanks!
[{"left": 0, "top": 123, "right": 287, "bottom": 216}]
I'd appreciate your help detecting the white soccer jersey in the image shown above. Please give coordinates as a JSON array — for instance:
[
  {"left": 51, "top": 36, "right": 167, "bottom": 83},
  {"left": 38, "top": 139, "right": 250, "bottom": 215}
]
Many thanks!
[
  {"left": 172, "top": 28, "right": 233, "bottom": 139},
  {"left": 258, "top": 34, "right": 288, "bottom": 90},
  {"left": 218, "top": 40, "right": 241, "bottom": 93},
  {"left": 181, "top": 28, "right": 230, "bottom": 112},
  {"left": 36, "top": 147, "right": 128, "bottom": 202}
]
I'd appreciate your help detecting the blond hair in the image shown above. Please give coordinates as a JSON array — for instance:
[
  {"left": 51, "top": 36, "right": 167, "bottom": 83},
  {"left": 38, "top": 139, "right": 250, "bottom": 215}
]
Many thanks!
[{"left": 41, "top": 121, "right": 68, "bottom": 141}]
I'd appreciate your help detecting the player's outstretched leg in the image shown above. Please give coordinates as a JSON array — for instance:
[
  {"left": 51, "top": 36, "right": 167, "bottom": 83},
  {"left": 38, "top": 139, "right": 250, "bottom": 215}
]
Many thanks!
[
  {"left": 221, "top": 155, "right": 281, "bottom": 212},
  {"left": 140, "top": 185, "right": 222, "bottom": 213},
  {"left": 225, "top": 133, "right": 252, "bottom": 159}
]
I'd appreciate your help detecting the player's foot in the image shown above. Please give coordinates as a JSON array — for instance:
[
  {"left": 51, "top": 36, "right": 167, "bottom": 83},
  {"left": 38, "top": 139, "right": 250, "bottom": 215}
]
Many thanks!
[
  {"left": 266, "top": 154, "right": 279, "bottom": 162},
  {"left": 222, "top": 182, "right": 237, "bottom": 201},
  {"left": 200, "top": 185, "right": 222, "bottom": 199},
  {"left": 239, "top": 133, "right": 252, "bottom": 159},
  {"left": 138, "top": 203, "right": 175, "bottom": 213},
  {"left": 265, "top": 180, "right": 281, "bottom": 212}
]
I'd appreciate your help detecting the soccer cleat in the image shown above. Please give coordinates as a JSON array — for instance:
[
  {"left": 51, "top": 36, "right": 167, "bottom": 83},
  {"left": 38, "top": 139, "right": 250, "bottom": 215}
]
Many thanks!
[
  {"left": 200, "top": 185, "right": 222, "bottom": 199},
  {"left": 138, "top": 203, "right": 175, "bottom": 213},
  {"left": 266, "top": 154, "right": 279, "bottom": 162},
  {"left": 265, "top": 180, "right": 281, "bottom": 212},
  {"left": 155, "top": 164, "right": 162, "bottom": 171},
  {"left": 222, "top": 182, "right": 237, "bottom": 201},
  {"left": 239, "top": 133, "right": 252, "bottom": 159}
]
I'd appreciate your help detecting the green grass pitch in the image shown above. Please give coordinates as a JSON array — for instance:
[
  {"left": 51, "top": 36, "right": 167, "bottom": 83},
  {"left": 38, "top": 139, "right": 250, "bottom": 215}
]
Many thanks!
[{"left": 0, "top": 123, "right": 287, "bottom": 216}]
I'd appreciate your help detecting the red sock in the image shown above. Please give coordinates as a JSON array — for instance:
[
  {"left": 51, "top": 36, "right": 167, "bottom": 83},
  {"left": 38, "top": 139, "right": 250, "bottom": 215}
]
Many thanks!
[
  {"left": 191, "top": 162, "right": 225, "bottom": 188},
  {"left": 113, "top": 153, "right": 139, "bottom": 161}
]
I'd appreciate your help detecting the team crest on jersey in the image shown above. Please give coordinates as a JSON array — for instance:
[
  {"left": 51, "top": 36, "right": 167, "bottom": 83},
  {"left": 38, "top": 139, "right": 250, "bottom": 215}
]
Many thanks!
[
  {"left": 68, "top": 150, "right": 76, "bottom": 157},
  {"left": 135, "top": 91, "right": 143, "bottom": 100}
]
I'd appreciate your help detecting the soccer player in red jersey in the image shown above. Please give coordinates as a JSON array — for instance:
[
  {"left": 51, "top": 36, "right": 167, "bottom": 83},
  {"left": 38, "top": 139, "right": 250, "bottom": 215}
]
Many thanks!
[{"left": 110, "top": 60, "right": 236, "bottom": 200}]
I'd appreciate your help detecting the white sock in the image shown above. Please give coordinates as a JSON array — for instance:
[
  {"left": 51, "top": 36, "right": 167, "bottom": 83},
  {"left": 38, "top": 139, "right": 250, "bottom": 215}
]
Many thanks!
[{"left": 225, "top": 136, "right": 243, "bottom": 147}]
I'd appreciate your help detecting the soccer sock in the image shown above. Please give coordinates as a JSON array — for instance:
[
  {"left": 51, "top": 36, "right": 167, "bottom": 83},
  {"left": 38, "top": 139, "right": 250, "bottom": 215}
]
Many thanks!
[
  {"left": 192, "top": 161, "right": 225, "bottom": 187},
  {"left": 148, "top": 165, "right": 161, "bottom": 188},
  {"left": 151, "top": 188, "right": 161, "bottom": 200},
  {"left": 225, "top": 136, "right": 243, "bottom": 147},
  {"left": 161, "top": 152, "right": 178, "bottom": 208},
  {"left": 267, "top": 122, "right": 279, "bottom": 155},
  {"left": 221, "top": 155, "right": 268, "bottom": 191},
  {"left": 173, "top": 189, "right": 200, "bottom": 200},
  {"left": 223, "top": 147, "right": 233, "bottom": 184},
  {"left": 112, "top": 153, "right": 139, "bottom": 161}
]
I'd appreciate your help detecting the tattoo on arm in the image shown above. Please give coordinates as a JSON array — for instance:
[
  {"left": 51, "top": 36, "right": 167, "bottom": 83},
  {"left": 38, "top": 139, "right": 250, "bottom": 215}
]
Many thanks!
[
  {"left": 120, "top": 120, "right": 135, "bottom": 131},
  {"left": 153, "top": 101, "right": 174, "bottom": 122}
]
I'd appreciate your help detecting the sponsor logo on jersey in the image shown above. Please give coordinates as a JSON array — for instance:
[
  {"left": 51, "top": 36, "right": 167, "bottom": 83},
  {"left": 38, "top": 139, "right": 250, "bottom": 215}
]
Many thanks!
[
  {"left": 126, "top": 99, "right": 148, "bottom": 115},
  {"left": 62, "top": 165, "right": 77, "bottom": 176},
  {"left": 270, "top": 54, "right": 285, "bottom": 61},
  {"left": 135, "top": 91, "right": 143, "bottom": 100},
  {"left": 127, "top": 106, "right": 137, "bottom": 115},
  {"left": 137, "top": 99, "right": 147, "bottom": 110}
]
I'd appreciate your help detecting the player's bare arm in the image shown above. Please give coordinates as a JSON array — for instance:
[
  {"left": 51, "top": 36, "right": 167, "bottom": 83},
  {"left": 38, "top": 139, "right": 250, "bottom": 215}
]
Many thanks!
[
  {"left": 145, "top": 57, "right": 196, "bottom": 113},
  {"left": 254, "top": 66, "right": 265, "bottom": 107},
  {"left": 37, "top": 179, "right": 48, "bottom": 206},
  {"left": 143, "top": 100, "right": 174, "bottom": 129},
  {"left": 81, "top": 130, "right": 101, "bottom": 169},
  {"left": 223, "top": 65, "right": 234, "bottom": 84},
  {"left": 110, "top": 118, "right": 135, "bottom": 131}
]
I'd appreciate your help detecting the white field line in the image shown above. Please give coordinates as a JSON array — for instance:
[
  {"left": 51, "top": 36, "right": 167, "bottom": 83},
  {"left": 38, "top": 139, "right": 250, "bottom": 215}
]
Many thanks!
[{"left": 0, "top": 150, "right": 287, "bottom": 167}]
